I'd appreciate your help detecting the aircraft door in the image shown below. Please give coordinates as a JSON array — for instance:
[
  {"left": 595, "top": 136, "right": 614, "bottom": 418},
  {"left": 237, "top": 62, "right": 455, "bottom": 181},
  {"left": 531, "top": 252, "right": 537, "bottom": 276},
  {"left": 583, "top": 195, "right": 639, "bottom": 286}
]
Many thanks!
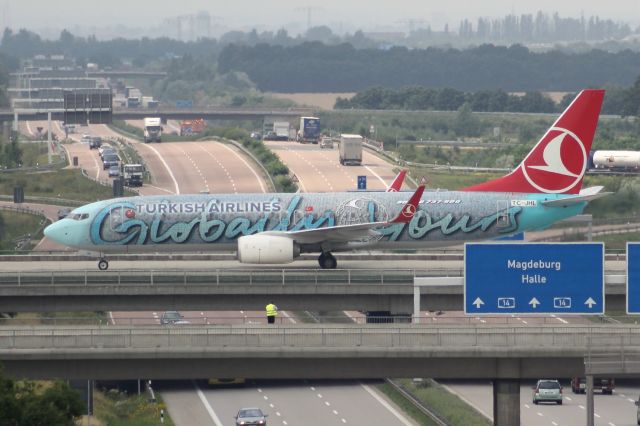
[
  {"left": 496, "top": 199, "right": 511, "bottom": 228},
  {"left": 109, "top": 206, "right": 124, "bottom": 231}
]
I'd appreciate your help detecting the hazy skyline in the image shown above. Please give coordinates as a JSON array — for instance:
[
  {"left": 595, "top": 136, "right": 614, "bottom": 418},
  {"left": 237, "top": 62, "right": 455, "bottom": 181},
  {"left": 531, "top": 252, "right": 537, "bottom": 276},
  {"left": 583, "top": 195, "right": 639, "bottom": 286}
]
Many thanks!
[{"left": 1, "top": 0, "right": 639, "bottom": 37}]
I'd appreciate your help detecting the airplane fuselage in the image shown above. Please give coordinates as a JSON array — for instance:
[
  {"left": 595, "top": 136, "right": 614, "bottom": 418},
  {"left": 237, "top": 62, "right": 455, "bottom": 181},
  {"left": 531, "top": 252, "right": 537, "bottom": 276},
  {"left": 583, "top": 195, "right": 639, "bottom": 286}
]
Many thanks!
[{"left": 49, "top": 190, "right": 585, "bottom": 254}]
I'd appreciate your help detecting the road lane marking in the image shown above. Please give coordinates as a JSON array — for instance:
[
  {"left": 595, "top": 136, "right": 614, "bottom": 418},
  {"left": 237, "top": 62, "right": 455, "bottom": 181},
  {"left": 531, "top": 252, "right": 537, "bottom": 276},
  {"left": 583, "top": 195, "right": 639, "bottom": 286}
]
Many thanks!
[
  {"left": 325, "top": 401, "right": 330, "bottom": 406},
  {"left": 595, "top": 413, "right": 601, "bottom": 418},
  {"left": 270, "top": 403, "right": 274, "bottom": 408},
  {"left": 137, "top": 143, "right": 180, "bottom": 194},
  {"left": 264, "top": 395, "right": 269, "bottom": 400},
  {"left": 360, "top": 383, "right": 413, "bottom": 426},
  {"left": 193, "top": 380, "right": 224, "bottom": 426},
  {"left": 628, "top": 398, "right": 635, "bottom": 403},
  {"left": 310, "top": 386, "right": 316, "bottom": 391},
  {"left": 565, "top": 397, "right": 572, "bottom": 401},
  {"left": 216, "top": 142, "right": 266, "bottom": 193},
  {"left": 281, "top": 310, "right": 297, "bottom": 324},
  {"left": 363, "top": 165, "right": 388, "bottom": 188},
  {"left": 276, "top": 411, "right": 280, "bottom": 416},
  {"left": 524, "top": 404, "right": 530, "bottom": 408},
  {"left": 609, "top": 422, "right": 616, "bottom": 426},
  {"left": 333, "top": 410, "right": 339, "bottom": 415},
  {"left": 537, "top": 412, "right": 543, "bottom": 416},
  {"left": 317, "top": 394, "right": 322, "bottom": 398},
  {"left": 552, "top": 422, "right": 558, "bottom": 426},
  {"left": 341, "top": 419, "right": 347, "bottom": 423},
  {"left": 145, "top": 184, "right": 174, "bottom": 194},
  {"left": 579, "top": 405, "right": 585, "bottom": 410}
]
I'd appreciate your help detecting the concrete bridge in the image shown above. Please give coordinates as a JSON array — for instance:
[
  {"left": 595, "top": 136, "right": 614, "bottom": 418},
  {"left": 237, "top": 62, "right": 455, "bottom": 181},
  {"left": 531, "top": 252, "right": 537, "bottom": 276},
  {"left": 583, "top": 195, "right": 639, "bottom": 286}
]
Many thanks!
[{"left": 0, "top": 268, "right": 627, "bottom": 313}]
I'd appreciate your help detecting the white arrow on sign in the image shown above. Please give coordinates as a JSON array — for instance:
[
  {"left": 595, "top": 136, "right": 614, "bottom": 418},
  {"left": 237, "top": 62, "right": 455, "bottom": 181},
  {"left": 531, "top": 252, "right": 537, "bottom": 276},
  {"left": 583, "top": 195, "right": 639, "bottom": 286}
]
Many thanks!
[
  {"left": 529, "top": 297, "right": 540, "bottom": 308},
  {"left": 585, "top": 297, "right": 597, "bottom": 309},
  {"left": 472, "top": 297, "right": 485, "bottom": 309}
]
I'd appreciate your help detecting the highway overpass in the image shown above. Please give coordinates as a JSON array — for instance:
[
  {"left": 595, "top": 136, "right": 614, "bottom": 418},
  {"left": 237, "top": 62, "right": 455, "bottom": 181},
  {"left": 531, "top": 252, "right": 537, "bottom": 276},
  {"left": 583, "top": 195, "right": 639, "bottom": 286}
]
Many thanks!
[
  {"left": 0, "top": 268, "right": 627, "bottom": 313},
  {"left": 0, "top": 107, "right": 313, "bottom": 122},
  {"left": 2, "top": 324, "right": 638, "bottom": 381}
]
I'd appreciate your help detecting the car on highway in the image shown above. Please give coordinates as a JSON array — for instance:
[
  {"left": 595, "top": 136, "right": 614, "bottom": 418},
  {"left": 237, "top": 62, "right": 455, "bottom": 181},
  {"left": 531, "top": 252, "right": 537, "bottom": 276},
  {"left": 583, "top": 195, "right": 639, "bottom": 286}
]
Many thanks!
[
  {"left": 98, "top": 144, "right": 113, "bottom": 157},
  {"left": 532, "top": 379, "right": 563, "bottom": 405},
  {"left": 102, "top": 153, "right": 120, "bottom": 170},
  {"left": 80, "top": 134, "right": 92, "bottom": 144},
  {"left": 319, "top": 137, "right": 334, "bottom": 149},
  {"left": 234, "top": 407, "right": 267, "bottom": 426},
  {"left": 208, "top": 378, "right": 246, "bottom": 386},
  {"left": 250, "top": 131, "right": 262, "bottom": 140},
  {"left": 263, "top": 131, "right": 277, "bottom": 141},
  {"left": 160, "top": 311, "right": 189, "bottom": 325},
  {"left": 108, "top": 165, "right": 120, "bottom": 178},
  {"left": 571, "top": 377, "right": 615, "bottom": 394},
  {"left": 89, "top": 137, "right": 102, "bottom": 149}
]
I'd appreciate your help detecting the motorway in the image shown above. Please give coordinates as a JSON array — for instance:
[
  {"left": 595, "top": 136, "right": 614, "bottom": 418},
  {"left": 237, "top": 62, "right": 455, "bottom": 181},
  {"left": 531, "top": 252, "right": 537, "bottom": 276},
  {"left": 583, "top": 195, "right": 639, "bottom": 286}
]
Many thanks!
[
  {"left": 443, "top": 380, "right": 640, "bottom": 426},
  {"left": 12, "top": 121, "right": 633, "bottom": 425}
]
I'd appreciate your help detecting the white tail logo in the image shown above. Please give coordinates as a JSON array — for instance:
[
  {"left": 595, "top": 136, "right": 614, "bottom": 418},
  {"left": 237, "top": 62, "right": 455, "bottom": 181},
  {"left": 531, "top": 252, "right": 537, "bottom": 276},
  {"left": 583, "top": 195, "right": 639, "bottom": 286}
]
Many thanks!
[{"left": 527, "top": 132, "right": 580, "bottom": 178}]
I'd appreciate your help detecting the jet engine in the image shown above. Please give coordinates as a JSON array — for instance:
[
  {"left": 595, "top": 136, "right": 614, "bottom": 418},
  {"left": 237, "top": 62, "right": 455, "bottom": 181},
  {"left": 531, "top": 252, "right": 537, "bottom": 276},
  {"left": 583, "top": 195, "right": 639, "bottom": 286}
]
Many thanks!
[{"left": 237, "top": 234, "right": 300, "bottom": 264}]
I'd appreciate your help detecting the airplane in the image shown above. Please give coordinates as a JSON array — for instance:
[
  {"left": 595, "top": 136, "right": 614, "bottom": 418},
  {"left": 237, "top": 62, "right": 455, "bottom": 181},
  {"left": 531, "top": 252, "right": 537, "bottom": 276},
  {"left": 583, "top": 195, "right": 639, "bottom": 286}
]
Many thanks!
[{"left": 44, "top": 89, "right": 608, "bottom": 270}]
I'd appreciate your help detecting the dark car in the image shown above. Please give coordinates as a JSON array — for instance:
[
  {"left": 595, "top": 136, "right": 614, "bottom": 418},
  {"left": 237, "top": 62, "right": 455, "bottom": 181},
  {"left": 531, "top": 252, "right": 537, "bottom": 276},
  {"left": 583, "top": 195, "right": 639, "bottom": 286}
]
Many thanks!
[
  {"left": 160, "top": 311, "right": 189, "bottom": 325},
  {"left": 235, "top": 407, "right": 267, "bottom": 426}
]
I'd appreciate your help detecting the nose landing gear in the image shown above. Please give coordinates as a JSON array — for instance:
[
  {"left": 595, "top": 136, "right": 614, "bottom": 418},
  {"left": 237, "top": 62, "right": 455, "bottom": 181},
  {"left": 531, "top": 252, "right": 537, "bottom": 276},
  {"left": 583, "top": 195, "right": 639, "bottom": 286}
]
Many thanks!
[
  {"left": 318, "top": 252, "right": 337, "bottom": 269},
  {"left": 98, "top": 258, "right": 109, "bottom": 270}
]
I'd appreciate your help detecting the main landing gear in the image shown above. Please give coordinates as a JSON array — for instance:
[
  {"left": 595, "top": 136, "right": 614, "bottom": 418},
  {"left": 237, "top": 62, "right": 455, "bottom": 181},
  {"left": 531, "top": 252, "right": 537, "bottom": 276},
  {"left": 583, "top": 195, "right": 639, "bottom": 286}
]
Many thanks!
[
  {"left": 318, "top": 252, "right": 337, "bottom": 269},
  {"left": 98, "top": 258, "right": 109, "bottom": 271}
]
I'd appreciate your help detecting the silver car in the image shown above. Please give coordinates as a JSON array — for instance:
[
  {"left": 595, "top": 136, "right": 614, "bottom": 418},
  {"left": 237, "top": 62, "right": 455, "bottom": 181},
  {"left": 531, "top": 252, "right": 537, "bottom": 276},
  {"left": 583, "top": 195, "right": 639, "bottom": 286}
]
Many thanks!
[
  {"left": 235, "top": 407, "right": 267, "bottom": 426},
  {"left": 533, "top": 379, "right": 563, "bottom": 405}
]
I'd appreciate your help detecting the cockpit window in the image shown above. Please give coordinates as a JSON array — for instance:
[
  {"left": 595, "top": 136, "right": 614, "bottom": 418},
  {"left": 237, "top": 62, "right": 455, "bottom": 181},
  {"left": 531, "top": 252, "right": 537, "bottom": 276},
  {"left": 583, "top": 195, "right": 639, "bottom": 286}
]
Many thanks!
[{"left": 70, "top": 213, "right": 90, "bottom": 220}]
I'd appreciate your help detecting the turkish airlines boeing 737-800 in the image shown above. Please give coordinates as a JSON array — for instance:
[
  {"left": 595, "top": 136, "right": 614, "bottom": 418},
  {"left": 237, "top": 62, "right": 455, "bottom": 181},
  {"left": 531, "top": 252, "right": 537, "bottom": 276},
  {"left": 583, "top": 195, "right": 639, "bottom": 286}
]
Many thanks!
[{"left": 44, "top": 89, "right": 608, "bottom": 270}]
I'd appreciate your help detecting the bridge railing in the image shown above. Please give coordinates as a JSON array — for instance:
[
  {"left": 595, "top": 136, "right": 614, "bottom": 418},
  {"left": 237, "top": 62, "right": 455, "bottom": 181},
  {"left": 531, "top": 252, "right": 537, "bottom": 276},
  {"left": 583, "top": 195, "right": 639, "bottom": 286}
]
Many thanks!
[
  {"left": 2, "top": 325, "right": 640, "bottom": 350},
  {"left": 0, "top": 268, "right": 466, "bottom": 286}
]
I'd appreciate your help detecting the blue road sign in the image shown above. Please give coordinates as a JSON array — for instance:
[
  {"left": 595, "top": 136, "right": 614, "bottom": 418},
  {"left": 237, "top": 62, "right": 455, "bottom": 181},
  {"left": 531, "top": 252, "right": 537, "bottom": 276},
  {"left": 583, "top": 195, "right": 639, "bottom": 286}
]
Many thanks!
[
  {"left": 465, "top": 243, "right": 604, "bottom": 314},
  {"left": 627, "top": 243, "right": 640, "bottom": 314},
  {"left": 357, "top": 175, "right": 367, "bottom": 190}
]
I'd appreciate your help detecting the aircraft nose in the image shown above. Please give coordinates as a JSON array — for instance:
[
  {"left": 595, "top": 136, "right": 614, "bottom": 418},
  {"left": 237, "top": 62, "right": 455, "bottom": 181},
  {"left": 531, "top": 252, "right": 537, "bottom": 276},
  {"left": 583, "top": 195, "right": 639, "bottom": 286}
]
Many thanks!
[{"left": 44, "top": 220, "right": 69, "bottom": 244}]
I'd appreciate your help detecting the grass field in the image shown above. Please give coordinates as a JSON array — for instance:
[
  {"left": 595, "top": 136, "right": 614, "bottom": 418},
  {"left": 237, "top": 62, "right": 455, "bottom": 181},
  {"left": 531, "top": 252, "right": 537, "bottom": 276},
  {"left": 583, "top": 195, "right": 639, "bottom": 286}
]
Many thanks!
[
  {"left": 0, "top": 210, "right": 47, "bottom": 251},
  {"left": 88, "top": 389, "right": 174, "bottom": 426},
  {"left": 381, "top": 379, "right": 492, "bottom": 426},
  {"left": 0, "top": 169, "right": 131, "bottom": 203}
]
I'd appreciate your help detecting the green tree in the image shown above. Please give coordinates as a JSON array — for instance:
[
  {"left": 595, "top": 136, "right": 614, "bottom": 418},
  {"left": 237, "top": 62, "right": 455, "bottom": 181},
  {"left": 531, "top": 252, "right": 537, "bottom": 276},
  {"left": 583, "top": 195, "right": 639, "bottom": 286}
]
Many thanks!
[{"left": 0, "top": 366, "right": 84, "bottom": 426}]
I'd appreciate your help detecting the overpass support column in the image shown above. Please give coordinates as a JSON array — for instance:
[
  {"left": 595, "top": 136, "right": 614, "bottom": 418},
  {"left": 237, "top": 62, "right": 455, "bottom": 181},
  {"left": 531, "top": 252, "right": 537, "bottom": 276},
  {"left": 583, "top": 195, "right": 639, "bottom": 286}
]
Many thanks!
[
  {"left": 586, "top": 375, "right": 594, "bottom": 426},
  {"left": 493, "top": 379, "right": 520, "bottom": 426}
]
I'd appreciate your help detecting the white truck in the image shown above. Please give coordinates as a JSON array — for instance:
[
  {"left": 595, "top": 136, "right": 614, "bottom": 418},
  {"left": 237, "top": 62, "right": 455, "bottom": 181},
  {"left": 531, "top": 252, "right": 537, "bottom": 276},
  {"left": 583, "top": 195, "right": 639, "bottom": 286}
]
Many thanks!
[
  {"left": 339, "top": 134, "right": 363, "bottom": 166},
  {"left": 274, "top": 122, "right": 290, "bottom": 141},
  {"left": 122, "top": 164, "right": 144, "bottom": 187},
  {"left": 143, "top": 117, "right": 162, "bottom": 143}
]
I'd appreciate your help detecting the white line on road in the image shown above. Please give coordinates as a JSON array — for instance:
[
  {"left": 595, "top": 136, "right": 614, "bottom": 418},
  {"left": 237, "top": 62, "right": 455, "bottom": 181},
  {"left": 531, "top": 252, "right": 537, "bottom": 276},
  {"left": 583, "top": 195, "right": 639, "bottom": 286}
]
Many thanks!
[
  {"left": 565, "top": 397, "right": 572, "bottom": 401},
  {"left": 193, "top": 381, "right": 224, "bottom": 426},
  {"left": 595, "top": 413, "right": 601, "bottom": 418},
  {"left": 281, "top": 310, "right": 297, "bottom": 324},
  {"left": 216, "top": 142, "right": 267, "bottom": 193},
  {"left": 363, "top": 165, "right": 389, "bottom": 188},
  {"left": 608, "top": 422, "right": 616, "bottom": 426},
  {"left": 137, "top": 143, "right": 180, "bottom": 194},
  {"left": 276, "top": 411, "right": 281, "bottom": 416},
  {"left": 552, "top": 422, "right": 558, "bottom": 426},
  {"left": 579, "top": 405, "right": 585, "bottom": 410},
  {"left": 145, "top": 184, "right": 174, "bottom": 194},
  {"left": 325, "top": 401, "right": 330, "bottom": 406},
  {"left": 333, "top": 410, "right": 339, "bottom": 415},
  {"left": 360, "top": 383, "right": 413, "bottom": 426},
  {"left": 537, "top": 412, "right": 543, "bottom": 416},
  {"left": 628, "top": 398, "right": 635, "bottom": 403},
  {"left": 524, "top": 404, "right": 530, "bottom": 409}
]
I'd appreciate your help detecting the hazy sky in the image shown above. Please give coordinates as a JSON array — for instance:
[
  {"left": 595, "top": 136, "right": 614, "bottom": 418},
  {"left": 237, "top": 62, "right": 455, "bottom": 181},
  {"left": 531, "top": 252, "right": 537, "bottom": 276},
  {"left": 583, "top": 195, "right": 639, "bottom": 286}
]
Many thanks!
[{"left": 1, "top": 0, "right": 639, "bottom": 35}]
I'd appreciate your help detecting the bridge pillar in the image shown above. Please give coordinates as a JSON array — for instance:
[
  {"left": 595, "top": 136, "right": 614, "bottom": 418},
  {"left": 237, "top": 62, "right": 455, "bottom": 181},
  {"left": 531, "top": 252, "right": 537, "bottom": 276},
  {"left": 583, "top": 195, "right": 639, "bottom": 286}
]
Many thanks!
[{"left": 493, "top": 379, "right": 520, "bottom": 426}]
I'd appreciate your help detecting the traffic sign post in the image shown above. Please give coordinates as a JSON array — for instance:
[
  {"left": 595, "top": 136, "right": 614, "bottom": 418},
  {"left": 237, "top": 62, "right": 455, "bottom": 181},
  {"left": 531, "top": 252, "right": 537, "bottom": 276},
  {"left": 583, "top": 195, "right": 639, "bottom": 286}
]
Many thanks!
[
  {"left": 465, "top": 243, "right": 604, "bottom": 315},
  {"left": 357, "top": 175, "right": 367, "bottom": 190},
  {"left": 626, "top": 243, "right": 640, "bottom": 314}
]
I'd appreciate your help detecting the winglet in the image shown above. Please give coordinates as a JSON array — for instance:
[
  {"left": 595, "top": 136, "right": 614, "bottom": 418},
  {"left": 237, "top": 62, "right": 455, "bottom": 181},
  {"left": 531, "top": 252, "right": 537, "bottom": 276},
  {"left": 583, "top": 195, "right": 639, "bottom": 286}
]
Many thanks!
[
  {"left": 390, "top": 185, "right": 425, "bottom": 223},
  {"left": 386, "top": 170, "right": 407, "bottom": 192}
]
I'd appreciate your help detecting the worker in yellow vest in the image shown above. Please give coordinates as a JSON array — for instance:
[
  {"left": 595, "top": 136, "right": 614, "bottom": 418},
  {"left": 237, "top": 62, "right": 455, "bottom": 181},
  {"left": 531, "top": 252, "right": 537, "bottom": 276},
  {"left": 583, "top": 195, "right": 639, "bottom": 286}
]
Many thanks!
[{"left": 266, "top": 302, "right": 278, "bottom": 324}]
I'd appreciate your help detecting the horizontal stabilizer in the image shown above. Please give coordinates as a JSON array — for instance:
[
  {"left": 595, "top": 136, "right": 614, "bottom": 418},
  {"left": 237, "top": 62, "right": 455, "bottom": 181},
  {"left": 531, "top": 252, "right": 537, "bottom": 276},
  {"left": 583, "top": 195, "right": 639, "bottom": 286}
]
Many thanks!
[{"left": 541, "top": 186, "right": 611, "bottom": 207}]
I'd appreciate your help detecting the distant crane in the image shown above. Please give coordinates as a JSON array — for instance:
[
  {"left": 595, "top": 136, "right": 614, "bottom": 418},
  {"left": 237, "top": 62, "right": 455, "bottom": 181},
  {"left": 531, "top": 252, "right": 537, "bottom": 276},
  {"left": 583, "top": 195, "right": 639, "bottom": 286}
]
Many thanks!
[
  {"left": 296, "top": 6, "right": 323, "bottom": 32},
  {"left": 397, "top": 19, "right": 428, "bottom": 32}
]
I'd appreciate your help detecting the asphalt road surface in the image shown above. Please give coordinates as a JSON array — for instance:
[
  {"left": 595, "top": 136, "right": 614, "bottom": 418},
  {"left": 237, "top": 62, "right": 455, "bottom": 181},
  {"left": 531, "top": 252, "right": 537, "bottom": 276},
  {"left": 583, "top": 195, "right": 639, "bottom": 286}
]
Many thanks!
[{"left": 442, "top": 380, "right": 640, "bottom": 426}]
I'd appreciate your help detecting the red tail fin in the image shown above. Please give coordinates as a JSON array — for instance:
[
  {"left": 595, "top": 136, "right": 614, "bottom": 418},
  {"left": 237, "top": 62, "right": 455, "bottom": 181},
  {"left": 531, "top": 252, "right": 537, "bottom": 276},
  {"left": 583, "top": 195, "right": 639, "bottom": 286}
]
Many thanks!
[
  {"left": 390, "top": 185, "right": 425, "bottom": 223},
  {"left": 464, "top": 89, "right": 605, "bottom": 194},
  {"left": 386, "top": 170, "right": 407, "bottom": 192}
]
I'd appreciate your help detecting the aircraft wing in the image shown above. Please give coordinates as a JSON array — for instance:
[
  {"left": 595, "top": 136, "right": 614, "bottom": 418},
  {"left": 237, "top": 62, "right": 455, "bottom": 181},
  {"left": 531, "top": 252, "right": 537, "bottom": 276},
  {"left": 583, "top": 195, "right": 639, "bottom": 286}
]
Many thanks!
[
  {"left": 541, "top": 186, "right": 611, "bottom": 207},
  {"left": 263, "top": 185, "right": 425, "bottom": 245}
]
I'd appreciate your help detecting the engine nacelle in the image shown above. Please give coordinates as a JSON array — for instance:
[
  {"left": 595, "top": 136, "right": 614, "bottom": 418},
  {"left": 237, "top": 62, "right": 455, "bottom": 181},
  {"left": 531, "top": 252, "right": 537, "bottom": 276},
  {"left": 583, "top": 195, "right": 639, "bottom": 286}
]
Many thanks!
[{"left": 237, "top": 234, "right": 300, "bottom": 264}]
